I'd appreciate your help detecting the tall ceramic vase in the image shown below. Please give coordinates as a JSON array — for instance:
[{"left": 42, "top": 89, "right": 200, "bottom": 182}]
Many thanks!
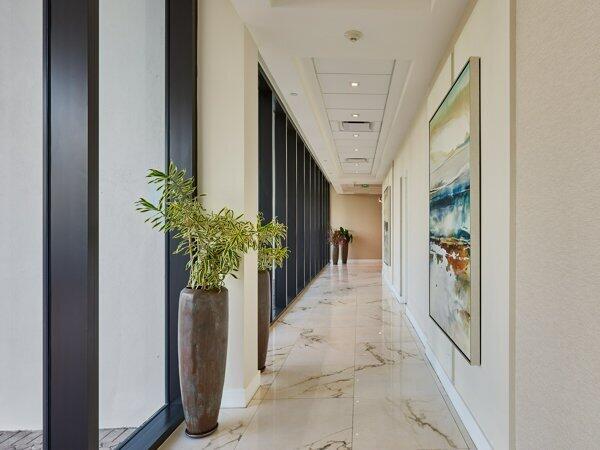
[
  {"left": 331, "top": 244, "right": 340, "bottom": 265},
  {"left": 257, "top": 270, "right": 271, "bottom": 371},
  {"left": 179, "top": 287, "right": 228, "bottom": 438},
  {"left": 340, "top": 240, "right": 349, "bottom": 264}
]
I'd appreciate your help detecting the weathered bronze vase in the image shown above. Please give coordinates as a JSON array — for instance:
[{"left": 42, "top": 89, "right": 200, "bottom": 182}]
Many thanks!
[
  {"left": 257, "top": 270, "right": 271, "bottom": 371},
  {"left": 331, "top": 244, "right": 339, "bottom": 265},
  {"left": 179, "top": 287, "right": 228, "bottom": 438},
  {"left": 340, "top": 240, "right": 349, "bottom": 264}
]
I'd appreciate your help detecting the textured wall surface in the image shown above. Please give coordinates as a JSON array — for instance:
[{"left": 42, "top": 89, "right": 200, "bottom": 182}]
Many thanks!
[
  {"left": 330, "top": 188, "right": 382, "bottom": 260},
  {"left": 515, "top": 1, "right": 600, "bottom": 448},
  {"left": 384, "top": 0, "right": 512, "bottom": 447}
]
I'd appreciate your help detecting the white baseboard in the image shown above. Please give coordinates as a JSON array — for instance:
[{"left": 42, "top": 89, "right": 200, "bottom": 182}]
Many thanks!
[
  {"left": 403, "top": 306, "right": 492, "bottom": 450},
  {"left": 345, "top": 258, "right": 382, "bottom": 264},
  {"left": 221, "top": 370, "right": 260, "bottom": 408},
  {"left": 383, "top": 274, "right": 405, "bottom": 304}
]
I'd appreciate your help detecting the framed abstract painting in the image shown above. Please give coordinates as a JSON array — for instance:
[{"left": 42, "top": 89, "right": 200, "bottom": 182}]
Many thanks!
[{"left": 428, "top": 57, "right": 480, "bottom": 365}]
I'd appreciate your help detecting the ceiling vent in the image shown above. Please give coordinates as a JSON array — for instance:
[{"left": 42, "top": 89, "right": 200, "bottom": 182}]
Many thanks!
[
  {"left": 345, "top": 157, "right": 368, "bottom": 163},
  {"left": 340, "top": 121, "right": 373, "bottom": 132}
]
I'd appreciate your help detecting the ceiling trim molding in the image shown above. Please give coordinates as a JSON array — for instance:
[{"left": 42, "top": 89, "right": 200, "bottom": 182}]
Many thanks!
[
  {"left": 257, "top": 54, "right": 333, "bottom": 186},
  {"left": 373, "top": 60, "right": 413, "bottom": 179}
]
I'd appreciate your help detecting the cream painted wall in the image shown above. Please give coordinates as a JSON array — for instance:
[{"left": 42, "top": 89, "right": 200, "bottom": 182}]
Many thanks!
[
  {"left": 384, "top": 0, "right": 512, "bottom": 447},
  {"left": 330, "top": 187, "right": 382, "bottom": 260},
  {"left": 515, "top": 1, "right": 600, "bottom": 448},
  {"left": 197, "top": 0, "right": 259, "bottom": 406}
]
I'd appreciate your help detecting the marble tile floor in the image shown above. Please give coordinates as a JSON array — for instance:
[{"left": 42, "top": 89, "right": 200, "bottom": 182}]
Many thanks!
[{"left": 160, "top": 262, "right": 474, "bottom": 450}]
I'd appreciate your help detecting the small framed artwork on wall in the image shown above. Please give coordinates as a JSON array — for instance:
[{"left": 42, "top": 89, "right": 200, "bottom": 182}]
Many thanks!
[{"left": 383, "top": 186, "right": 391, "bottom": 266}]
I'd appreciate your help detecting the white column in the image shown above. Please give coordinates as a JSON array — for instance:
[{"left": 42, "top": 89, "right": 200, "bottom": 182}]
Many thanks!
[{"left": 197, "top": 0, "right": 259, "bottom": 407}]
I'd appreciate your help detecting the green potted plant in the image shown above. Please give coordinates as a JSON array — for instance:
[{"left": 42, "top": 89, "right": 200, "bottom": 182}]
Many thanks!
[
  {"left": 255, "top": 213, "right": 288, "bottom": 371},
  {"left": 328, "top": 228, "right": 343, "bottom": 265},
  {"left": 136, "top": 163, "right": 255, "bottom": 438},
  {"left": 338, "top": 227, "right": 353, "bottom": 264}
]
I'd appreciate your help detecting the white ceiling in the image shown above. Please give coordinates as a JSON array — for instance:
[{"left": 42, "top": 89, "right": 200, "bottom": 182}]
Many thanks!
[
  {"left": 230, "top": 0, "right": 472, "bottom": 193},
  {"left": 317, "top": 56, "right": 393, "bottom": 176}
]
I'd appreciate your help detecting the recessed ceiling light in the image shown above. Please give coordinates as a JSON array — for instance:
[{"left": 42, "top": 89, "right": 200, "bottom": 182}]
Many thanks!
[
  {"left": 351, "top": 113, "right": 360, "bottom": 118},
  {"left": 350, "top": 81, "right": 360, "bottom": 88},
  {"left": 355, "top": 163, "right": 359, "bottom": 166},
  {"left": 355, "top": 171, "right": 359, "bottom": 173},
  {"left": 353, "top": 133, "right": 359, "bottom": 138},
  {"left": 354, "top": 149, "right": 359, "bottom": 152},
  {"left": 290, "top": 92, "right": 298, "bottom": 96}
]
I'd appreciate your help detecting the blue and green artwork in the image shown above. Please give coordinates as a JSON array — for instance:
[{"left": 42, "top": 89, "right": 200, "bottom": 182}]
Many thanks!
[{"left": 429, "top": 60, "right": 478, "bottom": 361}]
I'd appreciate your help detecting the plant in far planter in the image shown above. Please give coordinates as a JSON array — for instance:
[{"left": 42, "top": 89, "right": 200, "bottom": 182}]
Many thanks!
[
  {"left": 136, "top": 163, "right": 255, "bottom": 438},
  {"left": 338, "top": 227, "right": 354, "bottom": 264},
  {"left": 255, "top": 213, "right": 288, "bottom": 372},
  {"left": 327, "top": 228, "right": 343, "bottom": 265}
]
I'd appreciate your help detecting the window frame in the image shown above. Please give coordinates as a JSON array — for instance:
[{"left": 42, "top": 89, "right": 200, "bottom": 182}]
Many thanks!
[{"left": 43, "top": 0, "right": 196, "bottom": 448}]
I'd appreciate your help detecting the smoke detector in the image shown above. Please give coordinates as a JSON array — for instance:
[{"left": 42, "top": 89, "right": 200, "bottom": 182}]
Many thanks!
[{"left": 344, "top": 30, "right": 363, "bottom": 43}]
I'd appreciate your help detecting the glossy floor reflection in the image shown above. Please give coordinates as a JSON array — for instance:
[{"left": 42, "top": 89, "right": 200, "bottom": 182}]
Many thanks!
[{"left": 160, "top": 262, "right": 473, "bottom": 449}]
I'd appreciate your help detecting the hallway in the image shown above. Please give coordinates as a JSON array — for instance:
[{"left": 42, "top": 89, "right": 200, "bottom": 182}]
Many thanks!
[{"left": 162, "top": 262, "right": 473, "bottom": 449}]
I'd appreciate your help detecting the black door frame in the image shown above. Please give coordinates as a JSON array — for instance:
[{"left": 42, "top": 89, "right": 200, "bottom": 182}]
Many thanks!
[{"left": 43, "top": 0, "right": 196, "bottom": 448}]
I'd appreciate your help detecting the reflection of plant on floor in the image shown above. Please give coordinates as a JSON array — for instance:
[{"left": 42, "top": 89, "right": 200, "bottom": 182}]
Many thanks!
[
  {"left": 256, "top": 213, "right": 288, "bottom": 272},
  {"left": 135, "top": 162, "right": 255, "bottom": 290},
  {"left": 338, "top": 227, "right": 353, "bottom": 243}
]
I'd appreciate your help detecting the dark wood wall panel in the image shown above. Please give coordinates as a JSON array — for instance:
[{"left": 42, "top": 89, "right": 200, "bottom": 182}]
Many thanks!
[
  {"left": 259, "top": 70, "right": 331, "bottom": 322},
  {"left": 273, "top": 100, "right": 287, "bottom": 318},
  {"left": 304, "top": 149, "right": 311, "bottom": 288},
  {"left": 310, "top": 158, "right": 319, "bottom": 278},
  {"left": 258, "top": 72, "right": 273, "bottom": 222},
  {"left": 286, "top": 121, "right": 297, "bottom": 303},
  {"left": 296, "top": 142, "right": 305, "bottom": 292}
]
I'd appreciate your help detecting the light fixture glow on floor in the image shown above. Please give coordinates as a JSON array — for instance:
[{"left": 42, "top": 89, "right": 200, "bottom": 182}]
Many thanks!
[{"left": 149, "top": 263, "right": 471, "bottom": 449}]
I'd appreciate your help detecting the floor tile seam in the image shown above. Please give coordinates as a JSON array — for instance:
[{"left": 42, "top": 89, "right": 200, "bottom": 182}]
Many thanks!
[
  {"left": 268, "top": 267, "right": 331, "bottom": 330},
  {"left": 262, "top": 393, "right": 355, "bottom": 401},
  {"left": 238, "top": 297, "right": 311, "bottom": 449},
  {"left": 421, "top": 359, "right": 473, "bottom": 449},
  {"left": 256, "top": 311, "right": 306, "bottom": 415},
  {"left": 351, "top": 287, "right": 361, "bottom": 448},
  {"left": 401, "top": 314, "right": 472, "bottom": 449},
  {"left": 352, "top": 392, "right": 450, "bottom": 403},
  {"left": 231, "top": 392, "right": 267, "bottom": 450},
  {"left": 257, "top": 397, "right": 355, "bottom": 404}
]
